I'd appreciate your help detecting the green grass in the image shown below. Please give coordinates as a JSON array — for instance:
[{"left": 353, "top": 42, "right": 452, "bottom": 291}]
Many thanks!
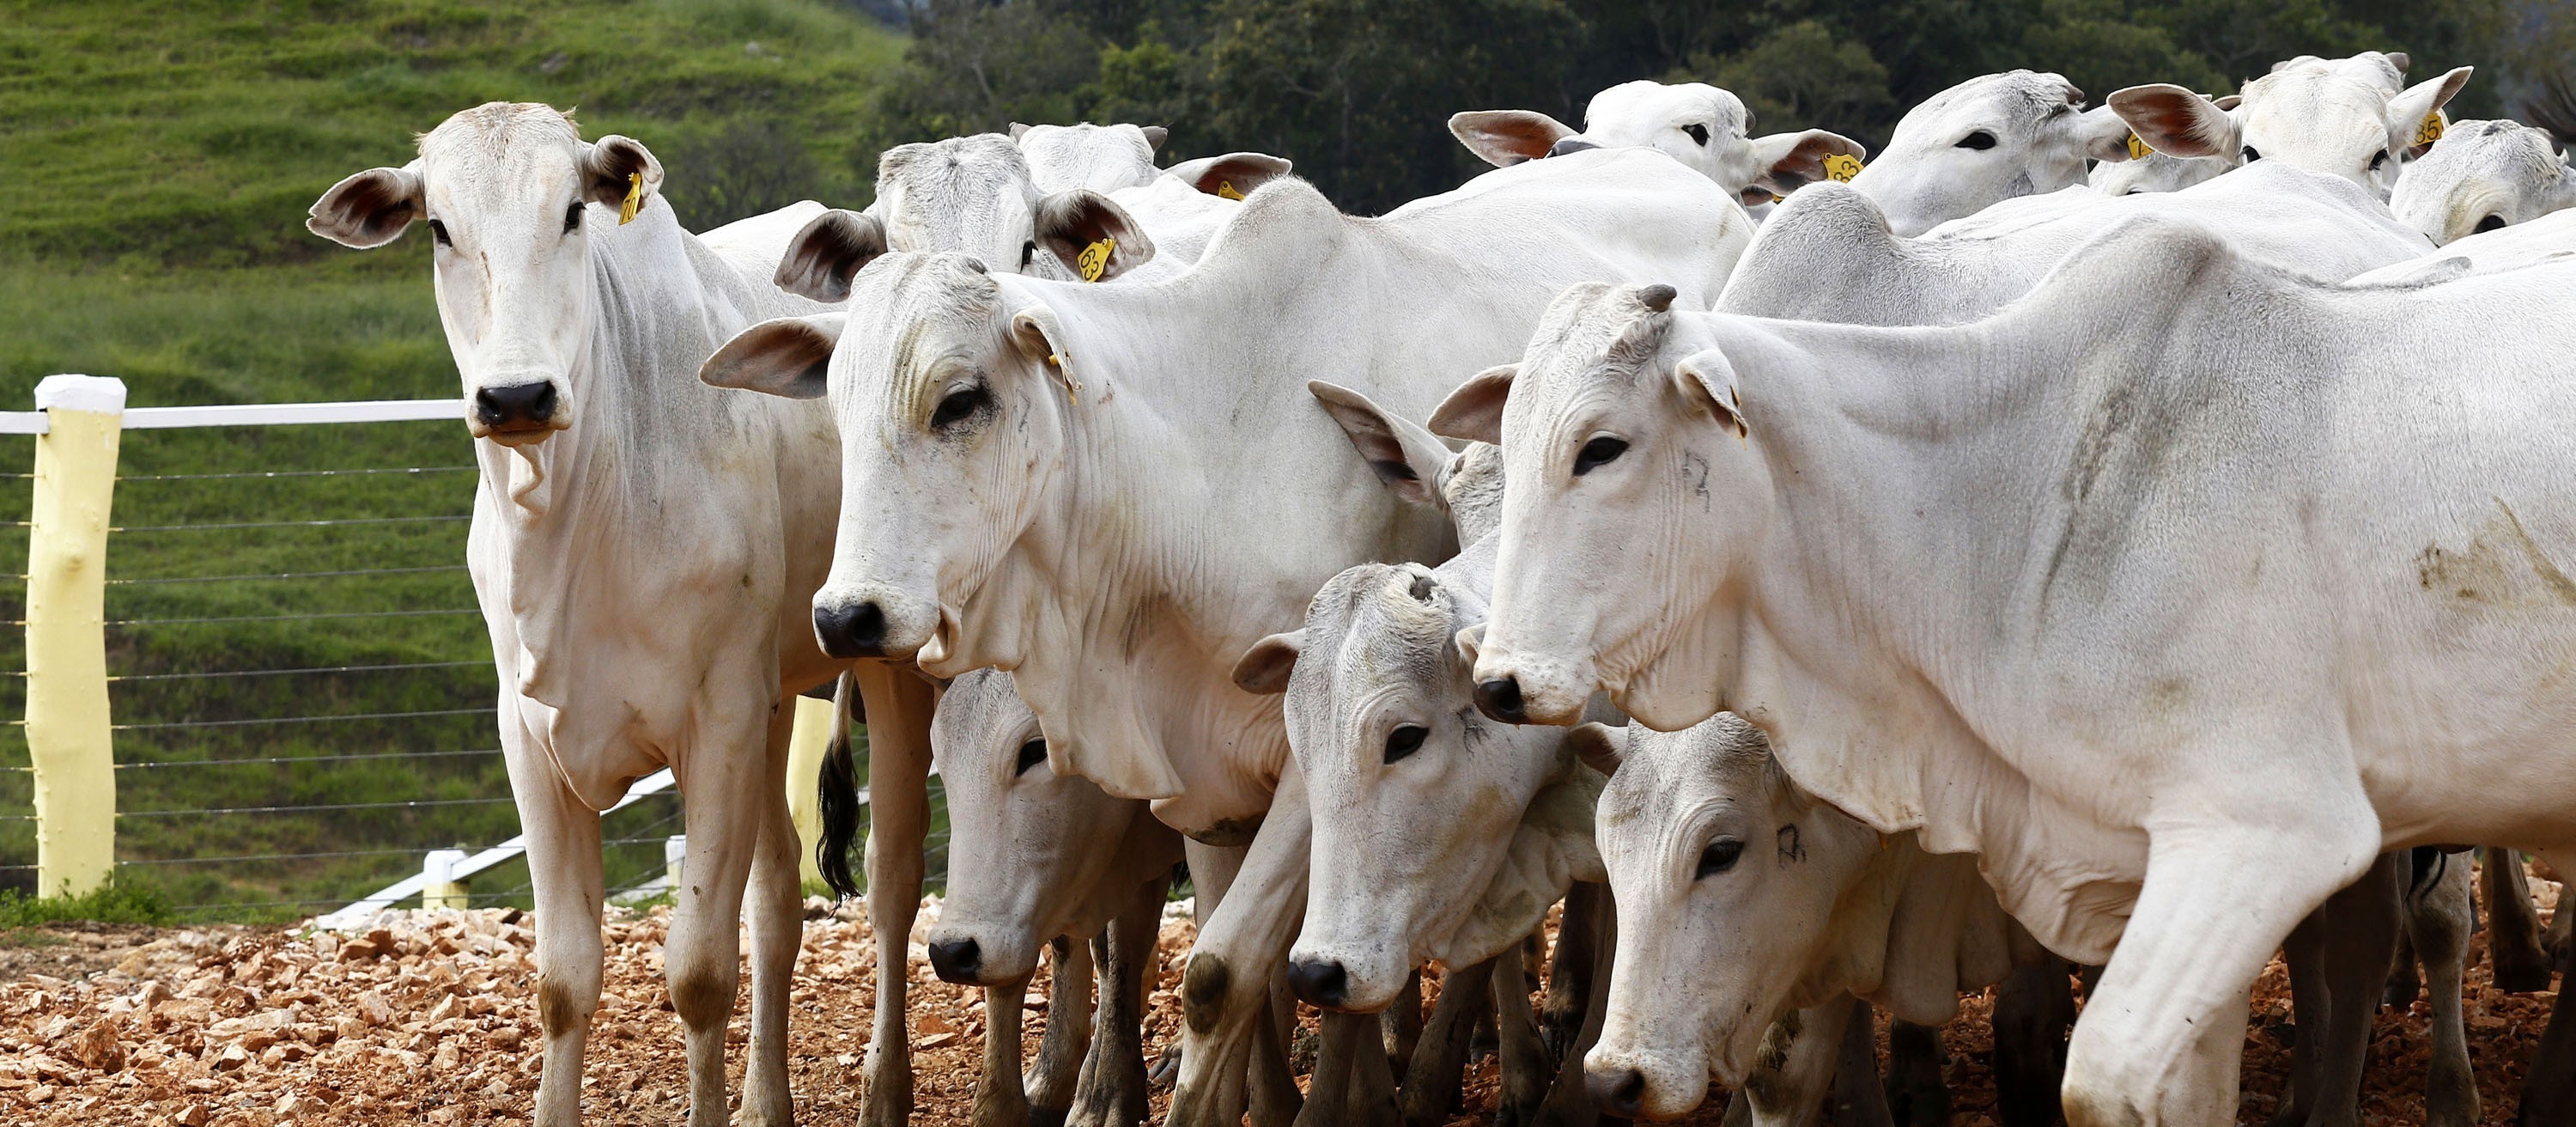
[
  {"left": 0, "top": 879, "right": 177, "bottom": 928},
  {"left": 0, "top": 0, "right": 914, "bottom": 923}
]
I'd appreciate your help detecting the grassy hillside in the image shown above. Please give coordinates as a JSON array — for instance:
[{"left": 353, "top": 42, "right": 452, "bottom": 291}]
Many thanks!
[{"left": 0, "top": 0, "right": 908, "bottom": 920}]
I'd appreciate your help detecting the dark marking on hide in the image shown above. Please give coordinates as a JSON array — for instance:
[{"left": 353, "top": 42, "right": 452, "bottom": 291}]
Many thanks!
[
  {"left": 537, "top": 973, "right": 593, "bottom": 1034},
  {"left": 1776, "top": 823, "right": 1804, "bottom": 864},
  {"left": 1189, "top": 815, "right": 1263, "bottom": 847},
  {"left": 1456, "top": 708, "right": 1496, "bottom": 750},
  {"left": 1680, "top": 452, "right": 1710, "bottom": 505},
  {"left": 1182, "top": 954, "right": 1230, "bottom": 1033},
  {"left": 669, "top": 964, "right": 733, "bottom": 1030}
]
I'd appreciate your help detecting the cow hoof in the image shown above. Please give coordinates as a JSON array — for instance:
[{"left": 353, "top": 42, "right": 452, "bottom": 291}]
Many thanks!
[{"left": 1146, "top": 1045, "right": 1182, "bottom": 1088}]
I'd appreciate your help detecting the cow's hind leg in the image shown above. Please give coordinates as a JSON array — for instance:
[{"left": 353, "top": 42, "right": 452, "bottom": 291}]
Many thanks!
[
  {"left": 854, "top": 664, "right": 939, "bottom": 1127},
  {"left": 1883, "top": 1020, "right": 1948, "bottom": 1126},
  {"left": 742, "top": 704, "right": 805, "bottom": 1127},
  {"left": 511, "top": 759, "right": 606, "bottom": 1127},
  {"left": 2063, "top": 817, "right": 2376, "bottom": 1127},
  {"left": 2405, "top": 850, "right": 2480, "bottom": 1127},
  {"left": 1491, "top": 948, "right": 1552, "bottom": 1127},
  {"left": 1991, "top": 962, "right": 2073, "bottom": 1127},
  {"left": 1027, "top": 936, "right": 1095, "bottom": 1127},
  {"left": 1400, "top": 958, "right": 1497, "bottom": 1126},
  {"left": 2485, "top": 848, "right": 2555, "bottom": 992},
  {"left": 2521, "top": 970, "right": 2576, "bottom": 1124},
  {"left": 2274, "top": 850, "right": 2403, "bottom": 1127},
  {"left": 976, "top": 977, "right": 1035, "bottom": 1127}
]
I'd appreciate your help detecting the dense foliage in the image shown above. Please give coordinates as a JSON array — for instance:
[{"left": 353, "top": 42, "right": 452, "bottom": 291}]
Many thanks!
[{"left": 870, "top": 0, "right": 2575, "bottom": 212}]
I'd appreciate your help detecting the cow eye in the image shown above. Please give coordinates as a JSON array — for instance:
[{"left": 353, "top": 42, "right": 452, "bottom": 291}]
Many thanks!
[
  {"left": 1573, "top": 436, "right": 1628, "bottom": 476},
  {"left": 2475, "top": 214, "right": 2506, "bottom": 234},
  {"left": 1021, "top": 241, "right": 1037, "bottom": 269},
  {"left": 428, "top": 218, "right": 453, "bottom": 247},
  {"left": 1382, "top": 724, "right": 1428, "bottom": 765},
  {"left": 1014, "top": 738, "right": 1048, "bottom": 776},
  {"left": 2368, "top": 149, "right": 2390, "bottom": 173},
  {"left": 1682, "top": 123, "right": 1710, "bottom": 147},
  {"left": 2241, "top": 145, "right": 2263, "bottom": 162},
  {"left": 564, "top": 202, "right": 585, "bottom": 233},
  {"left": 932, "top": 386, "right": 988, "bottom": 429},
  {"left": 1695, "top": 838, "right": 1744, "bottom": 878},
  {"left": 1956, "top": 131, "right": 1998, "bottom": 150}
]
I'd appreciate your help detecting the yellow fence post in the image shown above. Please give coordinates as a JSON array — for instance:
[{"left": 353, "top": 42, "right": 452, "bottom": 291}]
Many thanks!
[
  {"left": 25, "top": 375, "right": 125, "bottom": 899},
  {"left": 421, "top": 850, "right": 469, "bottom": 911},
  {"left": 784, "top": 694, "right": 836, "bottom": 886}
]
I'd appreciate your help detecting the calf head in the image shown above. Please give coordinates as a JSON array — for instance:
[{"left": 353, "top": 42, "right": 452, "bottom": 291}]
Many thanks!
[
  {"left": 928, "top": 668, "right": 1145, "bottom": 985},
  {"left": 1431, "top": 282, "right": 1762, "bottom": 731},
  {"left": 308, "top": 102, "right": 664, "bottom": 443},
  {"left": 1451, "top": 81, "right": 1864, "bottom": 207},
  {"left": 701, "top": 252, "right": 1076, "bottom": 667},
  {"left": 1846, "top": 70, "right": 2136, "bottom": 235},
  {"left": 2391, "top": 119, "right": 2576, "bottom": 244},
  {"left": 2113, "top": 52, "right": 2472, "bottom": 196},
  {"left": 1580, "top": 716, "right": 1883, "bottom": 1118}
]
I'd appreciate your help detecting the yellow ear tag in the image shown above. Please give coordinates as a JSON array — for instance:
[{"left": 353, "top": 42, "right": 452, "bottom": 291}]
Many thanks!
[
  {"left": 618, "top": 172, "right": 643, "bottom": 225},
  {"left": 1078, "top": 237, "right": 1115, "bottom": 283},
  {"left": 2414, "top": 112, "right": 2445, "bottom": 149},
  {"left": 1822, "top": 153, "right": 1862, "bottom": 182},
  {"left": 1216, "top": 180, "right": 1245, "bottom": 201},
  {"left": 1771, "top": 193, "right": 1785, "bottom": 204},
  {"left": 2126, "top": 132, "right": 2152, "bottom": 161}
]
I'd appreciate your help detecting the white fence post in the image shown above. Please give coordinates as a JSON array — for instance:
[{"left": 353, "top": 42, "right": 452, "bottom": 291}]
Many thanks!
[
  {"left": 24, "top": 375, "right": 125, "bottom": 898},
  {"left": 664, "top": 835, "right": 687, "bottom": 892},
  {"left": 420, "top": 849, "right": 470, "bottom": 911}
]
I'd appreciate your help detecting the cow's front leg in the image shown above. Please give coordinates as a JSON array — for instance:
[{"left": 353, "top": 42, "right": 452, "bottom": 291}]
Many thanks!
[
  {"left": 2062, "top": 815, "right": 2375, "bottom": 1127},
  {"left": 1490, "top": 947, "right": 1552, "bottom": 1127},
  {"left": 1742, "top": 998, "right": 1856, "bottom": 1127},
  {"left": 1399, "top": 958, "right": 1496, "bottom": 1126},
  {"left": 1532, "top": 885, "right": 1614, "bottom": 1126},
  {"left": 507, "top": 753, "right": 606, "bottom": 1127},
  {"left": 1028, "top": 936, "right": 1096, "bottom": 1126},
  {"left": 1068, "top": 871, "right": 1167, "bottom": 1127},
  {"left": 1167, "top": 785, "right": 1312, "bottom": 1127},
  {"left": 2403, "top": 850, "right": 2479, "bottom": 1127},
  {"left": 2483, "top": 848, "right": 2555, "bottom": 991},
  {"left": 2275, "top": 850, "right": 2401, "bottom": 1127},
  {"left": 1538, "top": 882, "right": 1604, "bottom": 1062},
  {"left": 742, "top": 704, "right": 805, "bottom": 1127},
  {"left": 855, "top": 663, "right": 939, "bottom": 1127},
  {"left": 670, "top": 708, "right": 772, "bottom": 1127},
  {"left": 975, "top": 977, "right": 1034, "bottom": 1127},
  {"left": 1828, "top": 998, "right": 1895, "bottom": 1127},
  {"left": 1990, "top": 963, "right": 2074, "bottom": 1127}
]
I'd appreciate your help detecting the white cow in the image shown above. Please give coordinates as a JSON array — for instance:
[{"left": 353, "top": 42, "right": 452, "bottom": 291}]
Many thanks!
[
  {"left": 306, "top": 103, "right": 943, "bottom": 1127},
  {"left": 2089, "top": 94, "right": 2236, "bottom": 196},
  {"left": 2111, "top": 52, "right": 2470, "bottom": 196},
  {"left": 2347, "top": 205, "right": 2576, "bottom": 285},
  {"left": 1726, "top": 160, "right": 2429, "bottom": 327},
  {"left": 2390, "top": 119, "right": 2576, "bottom": 244},
  {"left": 1843, "top": 70, "right": 2139, "bottom": 235},
  {"left": 927, "top": 668, "right": 1182, "bottom": 1127},
  {"left": 1441, "top": 226, "right": 2576, "bottom": 1124},
  {"left": 698, "top": 147, "right": 1753, "bottom": 1125},
  {"left": 1449, "top": 80, "right": 1865, "bottom": 207}
]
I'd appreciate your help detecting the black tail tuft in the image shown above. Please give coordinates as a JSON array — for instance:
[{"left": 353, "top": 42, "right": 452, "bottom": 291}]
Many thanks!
[
  {"left": 817, "top": 671, "right": 865, "bottom": 899},
  {"left": 2409, "top": 845, "right": 2446, "bottom": 900}
]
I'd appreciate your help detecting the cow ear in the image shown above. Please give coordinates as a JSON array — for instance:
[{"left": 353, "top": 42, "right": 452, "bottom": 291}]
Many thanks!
[
  {"left": 1231, "top": 631, "right": 1304, "bottom": 695},
  {"left": 2391, "top": 67, "right": 2473, "bottom": 159},
  {"left": 1563, "top": 722, "right": 1625, "bottom": 776},
  {"left": 1009, "top": 122, "right": 1033, "bottom": 142},
  {"left": 2210, "top": 94, "right": 2242, "bottom": 111},
  {"left": 700, "top": 314, "right": 842, "bottom": 399},
  {"left": 1035, "top": 190, "right": 1157, "bottom": 281},
  {"left": 1453, "top": 623, "right": 1484, "bottom": 669},
  {"left": 1008, "top": 304, "right": 1087, "bottom": 400},
  {"left": 1746, "top": 131, "right": 1867, "bottom": 195},
  {"left": 1309, "top": 381, "right": 1453, "bottom": 506},
  {"left": 1428, "top": 365, "right": 1517, "bottom": 445},
  {"left": 2071, "top": 105, "right": 2142, "bottom": 163},
  {"left": 2385, "top": 51, "right": 2411, "bottom": 76},
  {"left": 581, "top": 135, "right": 665, "bottom": 213},
  {"left": 775, "top": 209, "right": 889, "bottom": 303},
  {"left": 2108, "top": 84, "right": 2239, "bottom": 161},
  {"left": 1140, "top": 125, "right": 1170, "bottom": 151},
  {"left": 1448, "top": 110, "right": 1576, "bottom": 168},
  {"left": 309, "top": 162, "right": 424, "bottom": 248},
  {"left": 1673, "top": 349, "right": 1747, "bottom": 438},
  {"left": 1165, "top": 152, "right": 1294, "bottom": 198}
]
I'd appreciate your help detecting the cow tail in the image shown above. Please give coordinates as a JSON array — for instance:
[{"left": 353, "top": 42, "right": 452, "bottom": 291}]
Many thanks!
[
  {"left": 817, "top": 670, "right": 866, "bottom": 899},
  {"left": 2408, "top": 845, "right": 2445, "bottom": 902}
]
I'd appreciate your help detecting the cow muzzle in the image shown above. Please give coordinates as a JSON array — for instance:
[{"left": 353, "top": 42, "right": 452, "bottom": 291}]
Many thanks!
[
  {"left": 1285, "top": 958, "right": 1351, "bottom": 1010},
  {"left": 470, "top": 379, "right": 569, "bottom": 444},
  {"left": 1582, "top": 1045, "right": 1706, "bottom": 1121},
  {"left": 1467, "top": 659, "right": 1592, "bottom": 727},
  {"left": 811, "top": 584, "right": 939, "bottom": 661}
]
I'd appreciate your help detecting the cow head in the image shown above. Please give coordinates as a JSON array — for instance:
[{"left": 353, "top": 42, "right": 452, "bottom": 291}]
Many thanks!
[
  {"left": 2112, "top": 52, "right": 2472, "bottom": 196},
  {"left": 2390, "top": 119, "right": 2576, "bottom": 244},
  {"left": 1431, "top": 282, "right": 1761, "bottom": 731},
  {"left": 1450, "top": 81, "right": 1866, "bottom": 208},
  {"left": 1010, "top": 121, "right": 1167, "bottom": 193},
  {"left": 1580, "top": 716, "right": 1884, "bottom": 1118},
  {"left": 1846, "top": 70, "right": 2136, "bottom": 235},
  {"left": 702, "top": 252, "right": 1077, "bottom": 666},
  {"left": 927, "top": 668, "right": 1145, "bottom": 986},
  {"left": 308, "top": 102, "right": 664, "bottom": 444}
]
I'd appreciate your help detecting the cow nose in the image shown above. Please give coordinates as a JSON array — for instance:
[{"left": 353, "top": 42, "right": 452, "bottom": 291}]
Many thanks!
[
  {"left": 1547, "top": 137, "right": 1602, "bottom": 158},
  {"left": 927, "top": 938, "right": 981, "bottom": 984},
  {"left": 473, "top": 381, "right": 558, "bottom": 428},
  {"left": 1474, "top": 677, "right": 1528, "bottom": 724},
  {"left": 1588, "top": 1066, "right": 1647, "bottom": 1116},
  {"left": 813, "top": 601, "right": 888, "bottom": 659},
  {"left": 1285, "top": 959, "right": 1349, "bottom": 1009}
]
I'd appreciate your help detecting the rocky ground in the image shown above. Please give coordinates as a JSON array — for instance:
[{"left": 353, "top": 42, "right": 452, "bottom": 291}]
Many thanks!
[{"left": 0, "top": 872, "right": 2561, "bottom": 1126}]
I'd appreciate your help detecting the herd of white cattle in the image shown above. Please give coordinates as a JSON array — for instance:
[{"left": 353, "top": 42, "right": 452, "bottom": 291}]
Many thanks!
[{"left": 302, "top": 46, "right": 2576, "bottom": 1127}]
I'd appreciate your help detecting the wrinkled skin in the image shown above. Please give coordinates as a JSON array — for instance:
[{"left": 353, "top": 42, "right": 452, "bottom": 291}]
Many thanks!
[{"left": 1842, "top": 70, "right": 2136, "bottom": 235}]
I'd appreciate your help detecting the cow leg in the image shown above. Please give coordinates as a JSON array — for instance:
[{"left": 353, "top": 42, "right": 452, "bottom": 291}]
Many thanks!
[
  {"left": 976, "top": 977, "right": 1035, "bottom": 1127},
  {"left": 1070, "top": 872, "right": 1167, "bottom": 1127},
  {"left": 1028, "top": 936, "right": 1096, "bottom": 1126},
  {"left": 1540, "top": 882, "right": 1603, "bottom": 1063},
  {"left": 509, "top": 752, "right": 606, "bottom": 1127},
  {"left": 1382, "top": 971, "right": 1423, "bottom": 1075},
  {"left": 741, "top": 704, "right": 805, "bottom": 1127},
  {"left": 1830, "top": 999, "right": 1897, "bottom": 1127},
  {"left": 1741, "top": 999, "right": 1856, "bottom": 1127},
  {"left": 1491, "top": 947, "right": 1552, "bottom": 1127},
  {"left": 1882, "top": 1021, "right": 1947, "bottom": 1126},
  {"left": 2062, "top": 823, "right": 2375, "bottom": 1127},
  {"left": 2521, "top": 972, "right": 2576, "bottom": 1124},
  {"left": 668, "top": 707, "right": 773, "bottom": 1127},
  {"left": 2385, "top": 924, "right": 2421, "bottom": 1008},
  {"left": 1533, "top": 886, "right": 1615, "bottom": 1127},
  {"left": 1169, "top": 789, "right": 1312, "bottom": 1127},
  {"left": 1342, "top": 1009, "right": 1404, "bottom": 1126},
  {"left": 2271, "top": 902, "right": 2328, "bottom": 1127},
  {"left": 1991, "top": 962, "right": 2074, "bottom": 1127},
  {"left": 2549, "top": 888, "right": 2573, "bottom": 969},
  {"left": 2485, "top": 848, "right": 2555, "bottom": 992},
  {"left": 854, "top": 662, "right": 939, "bottom": 1127},
  {"left": 2404, "top": 850, "right": 2480, "bottom": 1127},
  {"left": 1400, "top": 958, "right": 1497, "bottom": 1126},
  {"left": 2291, "top": 851, "right": 2403, "bottom": 1127}
]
